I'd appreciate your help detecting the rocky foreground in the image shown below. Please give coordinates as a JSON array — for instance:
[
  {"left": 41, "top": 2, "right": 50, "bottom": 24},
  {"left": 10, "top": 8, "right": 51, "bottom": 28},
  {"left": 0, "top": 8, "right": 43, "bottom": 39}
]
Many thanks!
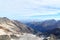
[
  {"left": 0, "top": 17, "right": 42, "bottom": 40},
  {"left": 0, "top": 33, "right": 43, "bottom": 40},
  {"left": 11, "top": 33, "right": 43, "bottom": 40}
]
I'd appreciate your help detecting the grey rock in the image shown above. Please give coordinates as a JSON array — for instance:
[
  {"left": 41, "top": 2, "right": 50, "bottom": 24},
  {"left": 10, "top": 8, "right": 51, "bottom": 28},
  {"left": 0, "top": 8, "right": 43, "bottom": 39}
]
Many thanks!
[{"left": 0, "top": 35, "right": 10, "bottom": 40}]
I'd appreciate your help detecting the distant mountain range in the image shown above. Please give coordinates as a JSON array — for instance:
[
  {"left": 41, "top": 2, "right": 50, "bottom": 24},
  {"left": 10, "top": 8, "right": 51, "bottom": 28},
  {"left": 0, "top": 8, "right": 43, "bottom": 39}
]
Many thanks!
[
  {"left": 24, "top": 19, "right": 60, "bottom": 36},
  {"left": 0, "top": 17, "right": 60, "bottom": 40}
]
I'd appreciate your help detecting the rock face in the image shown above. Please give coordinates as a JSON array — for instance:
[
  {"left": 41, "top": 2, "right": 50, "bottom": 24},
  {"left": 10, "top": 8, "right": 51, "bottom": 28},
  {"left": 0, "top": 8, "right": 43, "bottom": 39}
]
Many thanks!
[
  {"left": 11, "top": 33, "right": 43, "bottom": 40},
  {"left": 18, "top": 33, "right": 43, "bottom": 40},
  {"left": 0, "top": 17, "right": 41, "bottom": 40},
  {"left": 0, "top": 35, "right": 10, "bottom": 40},
  {"left": 0, "top": 17, "right": 34, "bottom": 35},
  {"left": 0, "top": 17, "right": 21, "bottom": 35},
  {"left": 0, "top": 33, "right": 43, "bottom": 40},
  {"left": 48, "top": 34, "right": 57, "bottom": 40},
  {"left": 13, "top": 20, "right": 34, "bottom": 33}
]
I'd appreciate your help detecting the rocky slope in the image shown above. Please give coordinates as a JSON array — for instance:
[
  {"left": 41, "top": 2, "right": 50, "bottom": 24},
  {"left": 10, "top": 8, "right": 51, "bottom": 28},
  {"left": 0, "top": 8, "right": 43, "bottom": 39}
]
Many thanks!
[
  {"left": 11, "top": 33, "right": 43, "bottom": 40},
  {"left": 13, "top": 20, "right": 34, "bottom": 33},
  {"left": 0, "top": 17, "right": 41, "bottom": 40}
]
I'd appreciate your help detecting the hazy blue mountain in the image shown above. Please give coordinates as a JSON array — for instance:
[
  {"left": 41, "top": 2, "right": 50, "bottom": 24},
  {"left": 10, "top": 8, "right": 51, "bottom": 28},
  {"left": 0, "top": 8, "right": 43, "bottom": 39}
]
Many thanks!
[{"left": 24, "top": 19, "right": 60, "bottom": 36}]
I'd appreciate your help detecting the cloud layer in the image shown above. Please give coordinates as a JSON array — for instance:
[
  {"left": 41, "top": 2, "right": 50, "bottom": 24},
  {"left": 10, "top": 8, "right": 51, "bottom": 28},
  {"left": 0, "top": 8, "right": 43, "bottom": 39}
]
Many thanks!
[{"left": 0, "top": 0, "right": 60, "bottom": 21}]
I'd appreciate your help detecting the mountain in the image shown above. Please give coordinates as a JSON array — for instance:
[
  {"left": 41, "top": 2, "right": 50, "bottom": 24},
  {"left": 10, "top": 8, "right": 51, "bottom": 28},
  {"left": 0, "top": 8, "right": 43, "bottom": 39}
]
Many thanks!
[
  {"left": 0, "top": 17, "right": 41, "bottom": 40},
  {"left": 0, "top": 17, "right": 36, "bottom": 34},
  {"left": 0, "top": 17, "right": 21, "bottom": 35},
  {"left": 1, "top": 17, "right": 60, "bottom": 40},
  {"left": 51, "top": 28, "right": 60, "bottom": 35},
  {"left": 25, "top": 19, "right": 60, "bottom": 34},
  {"left": 12, "top": 20, "right": 34, "bottom": 33},
  {"left": 23, "top": 19, "right": 60, "bottom": 40}
]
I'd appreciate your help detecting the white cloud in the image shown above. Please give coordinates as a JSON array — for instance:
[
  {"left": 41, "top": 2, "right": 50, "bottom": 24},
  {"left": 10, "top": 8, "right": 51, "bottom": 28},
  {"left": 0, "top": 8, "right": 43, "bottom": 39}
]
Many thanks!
[{"left": 0, "top": 0, "right": 60, "bottom": 20}]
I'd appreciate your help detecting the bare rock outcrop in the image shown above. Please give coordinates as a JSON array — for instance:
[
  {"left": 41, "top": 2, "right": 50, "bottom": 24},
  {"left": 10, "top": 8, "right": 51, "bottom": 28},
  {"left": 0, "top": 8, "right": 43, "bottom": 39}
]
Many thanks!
[{"left": 0, "top": 17, "right": 40, "bottom": 40}]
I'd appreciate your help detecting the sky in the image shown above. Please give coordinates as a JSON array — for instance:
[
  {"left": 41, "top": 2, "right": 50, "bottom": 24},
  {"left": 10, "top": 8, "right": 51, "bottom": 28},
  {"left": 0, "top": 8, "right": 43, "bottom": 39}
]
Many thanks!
[{"left": 0, "top": 0, "right": 60, "bottom": 21}]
